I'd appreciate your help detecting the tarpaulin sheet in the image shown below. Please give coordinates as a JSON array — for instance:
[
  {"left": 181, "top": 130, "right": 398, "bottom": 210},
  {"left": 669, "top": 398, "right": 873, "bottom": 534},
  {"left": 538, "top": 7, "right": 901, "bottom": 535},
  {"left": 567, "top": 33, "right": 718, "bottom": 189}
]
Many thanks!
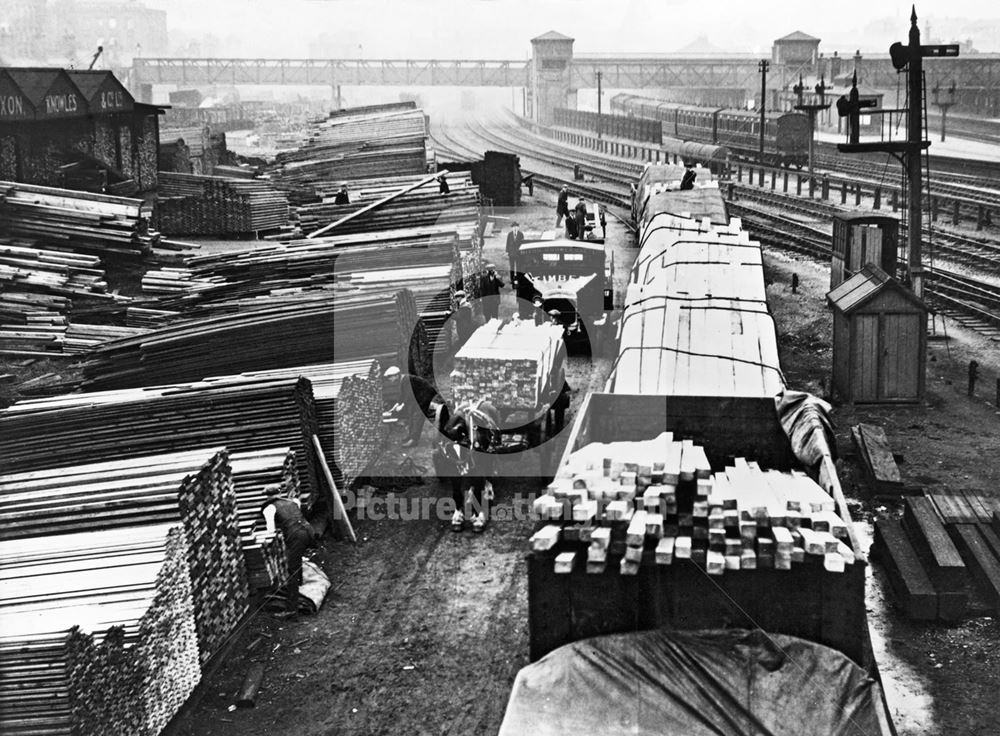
[
  {"left": 499, "top": 629, "right": 886, "bottom": 736},
  {"left": 776, "top": 390, "right": 836, "bottom": 468}
]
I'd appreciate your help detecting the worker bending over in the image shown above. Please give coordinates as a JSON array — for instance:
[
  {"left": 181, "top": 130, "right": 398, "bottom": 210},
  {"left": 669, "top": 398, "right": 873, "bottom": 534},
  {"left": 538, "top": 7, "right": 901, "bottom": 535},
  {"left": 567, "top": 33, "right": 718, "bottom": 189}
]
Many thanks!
[
  {"left": 384, "top": 366, "right": 448, "bottom": 448},
  {"left": 261, "top": 485, "right": 318, "bottom": 619}
]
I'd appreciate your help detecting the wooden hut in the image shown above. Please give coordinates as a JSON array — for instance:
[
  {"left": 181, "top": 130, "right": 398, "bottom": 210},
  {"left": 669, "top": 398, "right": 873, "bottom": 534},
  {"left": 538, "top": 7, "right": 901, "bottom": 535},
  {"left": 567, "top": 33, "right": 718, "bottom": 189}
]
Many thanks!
[
  {"left": 830, "top": 212, "right": 899, "bottom": 290},
  {"left": 827, "top": 265, "right": 927, "bottom": 404}
]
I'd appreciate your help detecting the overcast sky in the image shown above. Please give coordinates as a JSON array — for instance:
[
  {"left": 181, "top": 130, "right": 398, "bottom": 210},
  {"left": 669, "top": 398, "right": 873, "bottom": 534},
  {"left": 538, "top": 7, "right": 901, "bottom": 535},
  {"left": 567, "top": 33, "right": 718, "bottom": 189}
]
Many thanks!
[{"left": 145, "top": 0, "right": 999, "bottom": 58}]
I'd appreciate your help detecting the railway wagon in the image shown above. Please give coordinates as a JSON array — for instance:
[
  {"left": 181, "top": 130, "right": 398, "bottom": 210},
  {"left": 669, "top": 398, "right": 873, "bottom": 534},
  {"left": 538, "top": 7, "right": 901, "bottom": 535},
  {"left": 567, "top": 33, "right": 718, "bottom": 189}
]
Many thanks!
[
  {"left": 612, "top": 93, "right": 809, "bottom": 167},
  {"left": 517, "top": 181, "right": 895, "bottom": 734}
]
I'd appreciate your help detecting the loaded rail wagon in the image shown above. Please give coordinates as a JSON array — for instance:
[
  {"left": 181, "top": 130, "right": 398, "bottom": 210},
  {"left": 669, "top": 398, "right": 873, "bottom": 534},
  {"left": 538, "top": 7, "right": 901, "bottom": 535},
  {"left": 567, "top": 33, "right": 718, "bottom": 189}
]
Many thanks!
[{"left": 510, "top": 184, "right": 896, "bottom": 735}]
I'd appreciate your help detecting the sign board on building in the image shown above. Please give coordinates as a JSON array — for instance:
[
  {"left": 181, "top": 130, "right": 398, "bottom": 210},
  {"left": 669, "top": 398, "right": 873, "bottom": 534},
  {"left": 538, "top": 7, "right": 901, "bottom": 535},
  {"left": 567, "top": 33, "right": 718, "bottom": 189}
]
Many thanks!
[
  {"left": 67, "top": 70, "right": 134, "bottom": 115},
  {"left": 0, "top": 72, "right": 33, "bottom": 121}
]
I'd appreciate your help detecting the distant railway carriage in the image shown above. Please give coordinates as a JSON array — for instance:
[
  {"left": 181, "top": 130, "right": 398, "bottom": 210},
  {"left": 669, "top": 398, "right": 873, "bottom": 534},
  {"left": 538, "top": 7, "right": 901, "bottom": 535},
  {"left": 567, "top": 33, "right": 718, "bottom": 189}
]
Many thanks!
[{"left": 612, "top": 93, "right": 809, "bottom": 167}]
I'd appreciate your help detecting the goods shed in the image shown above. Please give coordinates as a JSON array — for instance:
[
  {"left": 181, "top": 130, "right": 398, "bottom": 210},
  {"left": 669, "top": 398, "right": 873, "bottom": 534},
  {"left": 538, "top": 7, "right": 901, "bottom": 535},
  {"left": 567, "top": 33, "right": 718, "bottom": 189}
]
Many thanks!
[{"left": 0, "top": 67, "right": 163, "bottom": 193}]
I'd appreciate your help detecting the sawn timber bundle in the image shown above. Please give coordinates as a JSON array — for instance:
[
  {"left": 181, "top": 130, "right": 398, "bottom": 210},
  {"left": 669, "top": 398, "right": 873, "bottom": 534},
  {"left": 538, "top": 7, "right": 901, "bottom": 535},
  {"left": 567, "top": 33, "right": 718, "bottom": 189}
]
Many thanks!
[
  {"left": 0, "top": 181, "right": 159, "bottom": 258},
  {"left": 155, "top": 172, "right": 290, "bottom": 235}
]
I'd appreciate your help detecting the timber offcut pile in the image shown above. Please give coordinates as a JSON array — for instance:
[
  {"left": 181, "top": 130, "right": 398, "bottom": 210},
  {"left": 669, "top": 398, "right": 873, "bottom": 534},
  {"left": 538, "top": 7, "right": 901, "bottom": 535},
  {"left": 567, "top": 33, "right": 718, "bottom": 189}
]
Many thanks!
[
  {"left": 225, "top": 360, "right": 383, "bottom": 489},
  {"left": 0, "top": 376, "right": 323, "bottom": 508},
  {"left": 155, "top": 172, "right": 290, "bottom": 235},
  {"left": 532, "top": 434, "right": 856, "bottom": 576},
  {"left": 0, "top": 181, "right": 159, "bottom": 258},
  {"left": 451, "top": 321, "right": 564, "bottom": 410},
  {"left": 0, "top": 448, "right": 249, "bottom": 666},
  {"left": 0, "top": 524, "right": 200, "bottom": 736},
  {"left": 268, "top": 104, "right": 427, "bottom": 186},
  {"left": 77, "top": 290, "right": 424, "bottom": 390}
]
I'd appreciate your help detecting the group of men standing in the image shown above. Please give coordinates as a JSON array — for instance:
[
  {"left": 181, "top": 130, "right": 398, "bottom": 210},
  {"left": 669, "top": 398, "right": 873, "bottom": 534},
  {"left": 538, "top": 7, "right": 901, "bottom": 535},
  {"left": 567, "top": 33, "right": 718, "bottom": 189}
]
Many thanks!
[{"left": 556, "top": 185, "right": 589, "bottom": 240}]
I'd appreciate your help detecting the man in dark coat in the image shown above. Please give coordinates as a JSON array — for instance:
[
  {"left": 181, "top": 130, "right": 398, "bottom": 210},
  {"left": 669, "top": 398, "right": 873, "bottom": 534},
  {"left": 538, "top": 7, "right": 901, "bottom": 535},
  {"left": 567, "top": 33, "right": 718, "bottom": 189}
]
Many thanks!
[
  {"left": 556, "top": 185, "right": 570, "bottom": 229},
  {"left": 573, "top": 198, "right": 588, "bottom": 240},
  {"left": 480, "top": 264, "right": 504, "bottom": 321},
  {"left": 505, "top": 222, "right": 525, "bottom": 285},
  {"left": 334, "top": 185, "right": 351, "bottom": 204},
  {"left": 261, "top": 485, "right": 318, "bottom": 617},
  {"left": 384, "top": 365, "right": 446, "bottom": 447},
  {"left": 438, "top": 174, "right": 450, "bottom": 194}
]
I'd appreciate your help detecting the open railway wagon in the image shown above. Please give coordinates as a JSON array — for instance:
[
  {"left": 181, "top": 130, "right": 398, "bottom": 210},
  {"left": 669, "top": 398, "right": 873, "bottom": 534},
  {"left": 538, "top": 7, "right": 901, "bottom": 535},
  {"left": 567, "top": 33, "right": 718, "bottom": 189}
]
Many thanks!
[
  {"left": 448, "top": 320, "right": 568, "bottom": 472},
  {"left": 508, "top": 184, "right": 897, "bottom": 734}
]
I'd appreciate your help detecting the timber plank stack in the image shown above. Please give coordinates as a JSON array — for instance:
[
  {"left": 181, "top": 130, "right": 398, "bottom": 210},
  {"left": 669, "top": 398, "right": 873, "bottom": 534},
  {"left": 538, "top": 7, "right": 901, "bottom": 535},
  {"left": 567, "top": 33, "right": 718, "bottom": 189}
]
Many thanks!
[
  {"left": 0, "top": 448, "right": 249, "bottom": 667},
  {"left": 155, "top": 172, "right": 290, "bottom": 235},
  {"left": 225, "top": 361, "right": 383, "bottom": 489},
  {"left": 872, "top": 495, "right": 972, "bottom": 620},
  {"left": 451, "top": 321, "right": 564, "bottom": 410},
  {"left": 532, "top": 434, "right": 856, "bottom": 577},
  {"left": 0, "top": 524, "right": 200, "bottom": 736},
  {"left": 77, "top": 290, "right": 423, "bottom": 390},
  {"left": 268, "top": 105, "right": 427, "bottom": 186},
  {"left": 884, "top": 491, "right": 1000, "bottom": 616},
  {"left": 0, "top": 181, "right": 159, "bottom": 258},
  {"left": 0, "top": 376, "right": 323, "bottom": 509}
]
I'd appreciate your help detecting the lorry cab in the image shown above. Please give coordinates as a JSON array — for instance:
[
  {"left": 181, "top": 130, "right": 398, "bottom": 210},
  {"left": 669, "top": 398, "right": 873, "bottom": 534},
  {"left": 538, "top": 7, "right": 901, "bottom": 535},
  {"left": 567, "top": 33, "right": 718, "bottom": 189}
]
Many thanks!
[{"left": 516, "top": 238, "right": 615, "bottom": 344}]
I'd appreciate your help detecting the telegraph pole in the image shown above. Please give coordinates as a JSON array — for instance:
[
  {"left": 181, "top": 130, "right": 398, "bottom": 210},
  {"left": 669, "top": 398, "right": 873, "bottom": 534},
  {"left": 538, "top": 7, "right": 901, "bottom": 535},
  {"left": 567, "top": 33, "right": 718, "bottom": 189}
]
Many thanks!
[
  {"left": 931, "top": 80, "right": 957, "bottom": 141},
  {"left": 596, "top": 70, "right": 603, "bottom": 139},
  {"left": 758, "top": 60, "right": 769, "bottom": 158}
]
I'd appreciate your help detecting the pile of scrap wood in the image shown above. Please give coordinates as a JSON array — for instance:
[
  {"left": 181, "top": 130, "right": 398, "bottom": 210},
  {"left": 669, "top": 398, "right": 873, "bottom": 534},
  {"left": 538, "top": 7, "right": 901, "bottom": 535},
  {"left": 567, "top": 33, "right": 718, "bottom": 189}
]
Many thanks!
[
  {"left": 268, "top": 104, "right": 427, "bottom": 186},
  {"left": 451, "top": 321, "right": 564, "bottom": 410},
  {"left": 77, "top": 290, "right": 427, "bottom": 390},
  {"left": 155, "top": 172, "right": 290, "bottom": 235},
  {"left": 532, "top": 435, "right": 857, "bottom": 576},
  {"left": 874, "top": 493, "right": 1000, "bottom": 619},
  {"left": 0, "top": 181, "right": 159, "bottom": 258},
  {"left": 0, "top": 448, "right": 249, "bottom": 665},
  {"left": 224, "top": 361, "right": 384, "bottom": 489},
  {"left": 0, "top": 524, "right": 201, "bottom": 736},
  {"left": 0, "top": 376, "right": 324, "bottom": 510}
]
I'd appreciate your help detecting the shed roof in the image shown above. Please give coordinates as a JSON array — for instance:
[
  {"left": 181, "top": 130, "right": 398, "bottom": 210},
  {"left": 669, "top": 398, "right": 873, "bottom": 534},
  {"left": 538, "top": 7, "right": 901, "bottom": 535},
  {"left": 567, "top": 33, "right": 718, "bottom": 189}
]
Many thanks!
[{"left": 826, "top": 264, "right": 926, "bottom": 314}]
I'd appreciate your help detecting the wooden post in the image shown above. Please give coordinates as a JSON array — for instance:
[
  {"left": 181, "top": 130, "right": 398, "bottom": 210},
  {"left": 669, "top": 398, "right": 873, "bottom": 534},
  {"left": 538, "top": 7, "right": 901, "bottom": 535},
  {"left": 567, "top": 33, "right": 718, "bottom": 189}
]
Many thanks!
[
  {"left": 891, "top": 189, "right": 898, "bottom": 212},
  {"left": 758, "top": 168, "right": 764, "bottom": 187},
  {"left": 855, "top": 183, "right": 861, "bottom": 206},
  {"left": 873, "top": 187, "right": 881, "bottom": 209},
  {"left": 952, "top": 199, "right": 961, "bottom": 226},
  {"left": 312, "top": 434, "right": 358, "bottom": 543},
  {"left": 737, "top": 164, "right": 743, "bottom": 182},
  {"left": 841, "top": 182, "right": 847, "bottom": 204},
  {"left": 931, "top": 196, "right": 939, "bottom": 222},
  {"left": 821, "top": 175, "right": 829, "bottom": 200},
  {"left": 796, "top": 174, "right": 802, "bottom": 195},
  {"left": 783, "top": 170, "right": 788, "bottom": 192},
  {"left": 771, "top": 169, "right": 776, "bottom": 190},
  {"left": 808, "top": 176, "right": 815, "bottom": 198}
]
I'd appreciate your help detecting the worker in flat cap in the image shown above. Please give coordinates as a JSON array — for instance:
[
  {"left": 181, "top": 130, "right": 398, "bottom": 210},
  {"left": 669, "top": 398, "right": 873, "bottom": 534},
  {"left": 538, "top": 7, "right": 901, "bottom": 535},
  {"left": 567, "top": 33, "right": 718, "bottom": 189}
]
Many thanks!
[
  {"left": 383, "top": 365, "right": 447, "bottom": 448},
  {"left": 334, "top": 184, "right": 351, "bottom": 205},
  {"left": 261, "top": 485, "right": 317, "bottom": 618},
  {"left": 572, "top": 197, "right": 588, "bottom": 241},
  {"left": 480, "top": 263, "right": 504, "bottom": 322},
  {"left": 556, "top": 185, "right": 570, "bottom": 229},
  {"left": 505, "top": 222, "right": 525, "bottom": 286}
]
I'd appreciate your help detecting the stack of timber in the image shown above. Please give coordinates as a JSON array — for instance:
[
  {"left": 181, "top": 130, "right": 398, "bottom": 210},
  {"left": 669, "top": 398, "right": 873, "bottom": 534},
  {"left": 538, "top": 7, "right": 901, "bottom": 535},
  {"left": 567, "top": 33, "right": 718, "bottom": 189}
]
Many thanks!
[
  {"left": 268, "top": 105, "right": 427, "bottom": 186},
  {"left": 0, "top": 376, "right": 324, "bottom": 510},
  {"left": 0, "top": 524, "right": 200, "bottom": 736},
  {"left": 1, "top": 321, "right": 149, "bottom": 358},
  {"left": 78, "top": 290, "right": 424, "bottom": 389},
  {"left": 0, "top": 448, "right": 249, "bottom": 666},
  {"left": 611, "top": 213, "right": 784, "bottom": 397},
  {"left": 293, "top": 173, "right": 479, "bottom": 236},
  {"left": 451, "top": 321, "right": 565, "bottom": 410},
  {"left": 222, "top": 361, "right": 383, "bottom": 489},
  {"left": 0, "top": 445, "right": 293, "bottom": 593},
  {"left": 0, "top": 181, "right": 159, "bottom": 258},
  {"left": 873, "top": 495, "right": 971, "bottom": 620},
  {"left": 125, "top": 306, "right": 181, "bottom": 328},
  {"left": 532, "top": 434, "right": 856, "bottom": 577},
  {"left": 155, "top": 172, "right": 290, "bottom": 235},
  {"left": 229, "top": 448, "right": 297, "bottom": 590},
  {"left": 876, "top": 491, "right": 1000, "bottom": 617}
]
